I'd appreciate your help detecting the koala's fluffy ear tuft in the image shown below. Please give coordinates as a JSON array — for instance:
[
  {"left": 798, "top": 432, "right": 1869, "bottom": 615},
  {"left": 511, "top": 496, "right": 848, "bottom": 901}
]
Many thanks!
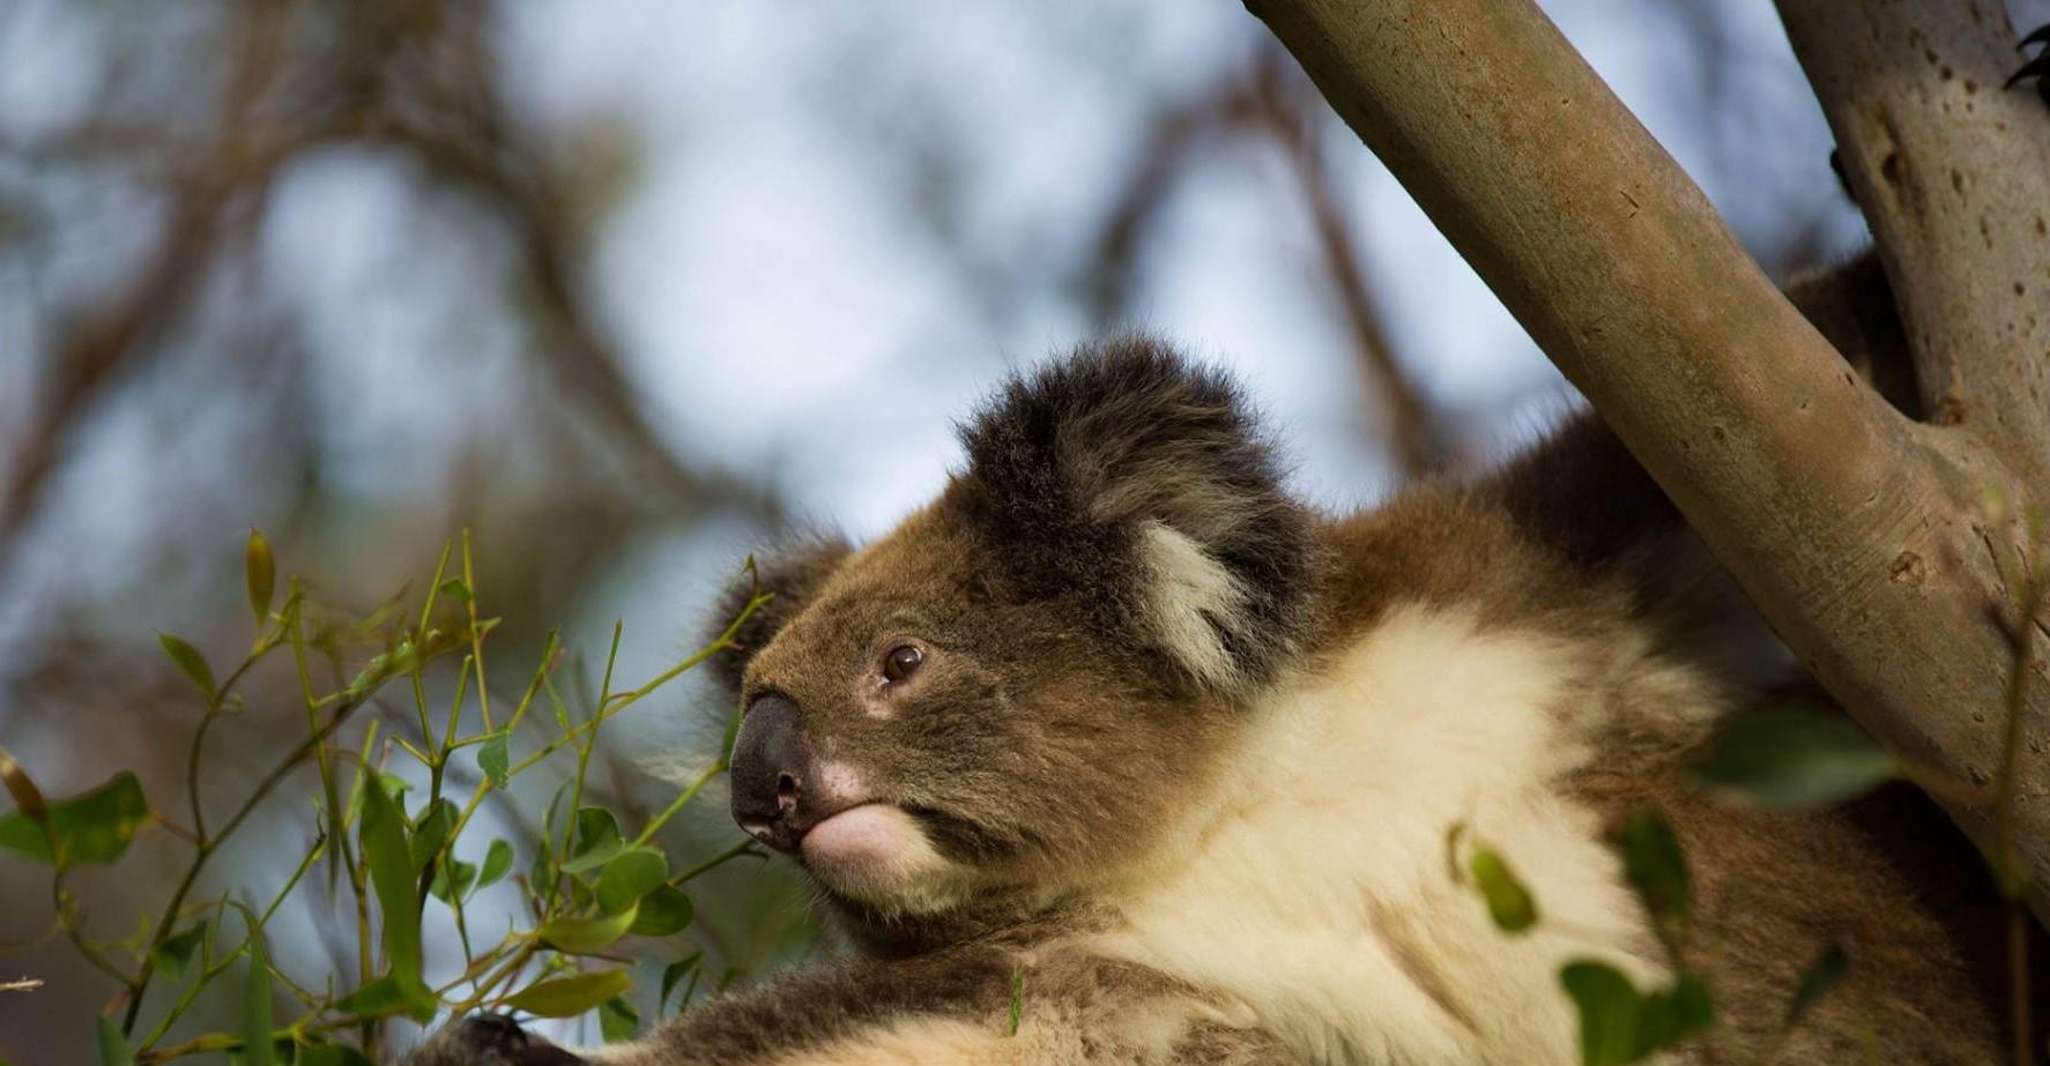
[
  {"left": 956, "top": 336, "right": 1313, "bottom": 694},
  {"left": 703, "top": 535, "right": 852, "bottom": 705}
]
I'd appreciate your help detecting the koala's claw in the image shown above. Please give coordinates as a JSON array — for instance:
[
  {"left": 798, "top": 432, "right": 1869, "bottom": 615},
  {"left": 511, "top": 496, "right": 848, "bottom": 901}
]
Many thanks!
[
  {"left": 2008, "top": 23, "right": 2050, "bottom": 109},
  {"left": 407, "top": 1013, "right": 587, "bottom": 1066}
]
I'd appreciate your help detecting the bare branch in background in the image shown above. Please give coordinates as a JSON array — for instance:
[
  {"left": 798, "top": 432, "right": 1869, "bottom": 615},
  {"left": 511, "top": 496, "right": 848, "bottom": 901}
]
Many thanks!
[
  {"left": 1245, "top": 48, "right": 1444, "bottom": 475},
  {"left": 0, "top": 0, "right": 294, "bottom": 561},
  {"left": 0, "top": 0, "right": 780, "bottom": 576},
  {"left": 1078, "top": 45, "right": 1444, "bottom": 477}
]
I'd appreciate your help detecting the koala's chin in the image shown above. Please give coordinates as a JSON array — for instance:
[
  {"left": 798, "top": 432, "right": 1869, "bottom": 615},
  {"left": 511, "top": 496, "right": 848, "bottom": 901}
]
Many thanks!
[{"left": 794, "top": 804, "right": 974, "bottom": 915}]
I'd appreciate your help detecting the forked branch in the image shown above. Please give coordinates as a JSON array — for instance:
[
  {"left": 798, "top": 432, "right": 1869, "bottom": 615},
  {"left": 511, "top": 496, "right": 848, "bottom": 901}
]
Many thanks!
[{"left": 1247, "top": 0, "right": 2050, "bottom": 919}]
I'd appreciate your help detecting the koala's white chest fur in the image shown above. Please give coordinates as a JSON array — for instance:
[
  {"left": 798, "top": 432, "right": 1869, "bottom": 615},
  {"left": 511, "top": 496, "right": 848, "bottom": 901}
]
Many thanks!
[{"left": 1087, "top": 604, "right": 1707, "bottom": 1065}]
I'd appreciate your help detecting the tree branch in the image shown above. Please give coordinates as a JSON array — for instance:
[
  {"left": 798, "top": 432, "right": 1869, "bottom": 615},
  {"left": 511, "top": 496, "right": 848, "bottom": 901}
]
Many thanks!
[
  {"left": 1247, "top": 0, "right": 2050, "bottom": 919},
  {"left": 1778, "top": 1, "right": 2050, "bottom": 480}
]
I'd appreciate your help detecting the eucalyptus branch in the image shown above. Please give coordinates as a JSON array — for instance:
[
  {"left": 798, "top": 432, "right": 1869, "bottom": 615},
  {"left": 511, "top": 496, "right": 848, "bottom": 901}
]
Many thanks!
[{"left": 124, "top": 684, "right": 388, "bottom": 1035}]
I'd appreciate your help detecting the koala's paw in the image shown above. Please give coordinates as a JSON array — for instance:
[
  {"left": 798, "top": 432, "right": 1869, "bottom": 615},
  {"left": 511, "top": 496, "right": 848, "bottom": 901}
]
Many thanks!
[
  {"left": 2006, "top": 23, "right": 2049, "bottom": 109},
  {"left": 406, "top": 1014, "right": 588, "bottom": 1066}
]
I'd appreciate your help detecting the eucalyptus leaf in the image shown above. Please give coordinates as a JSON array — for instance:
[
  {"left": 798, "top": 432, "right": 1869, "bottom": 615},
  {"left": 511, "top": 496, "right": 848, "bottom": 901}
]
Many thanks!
[
  {"left": 411, "top": 800, "right": 457, "bottom": 872},
  {"left": 158, "top": 633, "right": 216, "bottom": 700},
  {"left": 357, "top": 764, "right": 424, "bottom": 990},
  {"left": 296, "top": 1046, "right": 373, "bottom": 1066},
  {"left": 152, "top": 924, "right": 206, "bottom": 980},
  {"left": 95, "top": 1016, "right": 135, "bottom": 1066},
  {"left": 476, "top": 731, "right": 510, "bottom": 787},
  {"left": 1690, "top": 707, "right": 1896, "bottom": 811},
  {"left": 476, "top": 839, "right": 515, "bottom": 892},
  {"left": 1468, "top": 847, "right": 1538, "bottom": 933},
  {"left": 333, "top": 975, "right": 435, "bottom": 1021},
  {"left": 1559, "top": 960, "right": 1640, "bottom": 1066},
  {"left": 0, "top": 770, "right": 150, "bottom": 866},
  {"left": 538, "top": 905, "right": 640, "bottom": 954},
  {"left": 428, "top": 857, "right": 477, "bottom": 903},
  {"left": 595, "top": 848, "right": 667, "bottom": 914},
  {"left": 599, "top": 996, "right": 639, "bottom": 1042},
  {"left": 242, "top": 917, "right": 275, "bottom": 1066},
  {"left": 629, "top": 886, "right": 694, "bottom": 937},
  {"left": 562, "top": 808, "right": 625, "bottom": 873},
  {"left": 1610, "top": 809, "right": 1689, "bottom": 926},
  {"left": 1635, "top": 972, "right": 1713, "bottom": 1053},
  {"left": 504, "top": 970, "right": 632, "bottom": 1018},
  {"left": 335, "top": 976, "right": 407, "bottom": 1015}
]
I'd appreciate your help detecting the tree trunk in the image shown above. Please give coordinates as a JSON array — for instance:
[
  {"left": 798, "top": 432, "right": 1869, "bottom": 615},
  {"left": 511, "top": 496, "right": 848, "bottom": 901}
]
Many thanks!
[{"left": 1245, "top": 0, "right": 2050, "bottom": 920}]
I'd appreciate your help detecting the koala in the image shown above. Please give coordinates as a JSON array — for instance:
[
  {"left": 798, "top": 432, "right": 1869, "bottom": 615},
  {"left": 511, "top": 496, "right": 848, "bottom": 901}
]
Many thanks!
[{"left": 413, "top": 262, "right": 2012, "bottom": 1065}]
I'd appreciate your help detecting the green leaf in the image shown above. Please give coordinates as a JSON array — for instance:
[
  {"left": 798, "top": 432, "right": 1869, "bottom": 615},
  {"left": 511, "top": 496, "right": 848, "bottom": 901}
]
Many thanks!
[
  {"left": 428, "top": 857, "right": 477, "bottom": 903},
  {"left": 152, "top": 924, "right": 206, "bottom": 980},
  {"left": 595, "top": 848, "right": 668, "bottom": 914},
  {"left": 1468, "top": 847, "right": 1539, "bottom": 933},
  {"left": 246, "top": 530, "right": 276, "bottom": 624},
  {"left": 0, "top": 816, "right": 42, "bottom": 859},
  {"left": 1008, "top": 967, "right": 1024, "bottom": 1037},
  {"left": 561, "top": 808, "right": 625, "bottom": 873},
  {"left": 503, "top": 970, "right": 632, "bottom": 1018},
  {"left": 1690, "top": 707, "right": 1897, "bottom": 811},
  {"left": 1635, "top": 972, "right": 1713, "bottom": 1054},
  {"left": 1784, "top": 943, "right": 1847, "bottom": 1027},
  {"left": 357, "top": 764, "right": 424, "bottom": 990},
  {"left": 538, "top": 905, "right": 640, "bottom": 954},
  {"left": 476, "top": 731, "right": 510, "bottom": 788},
  {"left": 0, "top": 770, "right": 150, "bottom": 866},
  {"left": 659, "top": 952, "right": 702, "bottom": 1011},
  {"left": 410, "top": 799, "right": 457, "bottom": 872},
  {"left": 242, "top": 918, "right": 275, "bottom": 1066},
  {"left": 629, "top": 886, "right": 694, "bottom": 937},
  {"left": 436, "top": 578, "right": 472, "bottom": 602},
  {"left": 95, "top": 1016, "right": 135, "bottom": 1066},
  {"left": 599, "top": 996, "right": 639, "bottom": 1042},
  {"left": 333, "top": 975, "right": 434, "bottom": 1022},
  {"left": 476, "top": 839, "right": 515, "bottom": 892},
  {"left": 1560, "top": 961, "right": 1640, "bottom": 1066},
  {"left": 1610, "top": 809, "right": 1689, "bottom": 926},
  {"left": 296, "top": 1046, "right": 373, "bottom": 1066},
  {"left": 158, "top": 633, "right": 217, "bottom": 701}
]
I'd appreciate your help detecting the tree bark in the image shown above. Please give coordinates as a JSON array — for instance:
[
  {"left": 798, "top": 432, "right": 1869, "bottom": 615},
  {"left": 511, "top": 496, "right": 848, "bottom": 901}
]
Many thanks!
[
  {"left": 1245, "top": 0, "right": 2050, "bottom": 919},
  {"left": 1778, "top": 1, "right": 2050, "bottom": 481}
]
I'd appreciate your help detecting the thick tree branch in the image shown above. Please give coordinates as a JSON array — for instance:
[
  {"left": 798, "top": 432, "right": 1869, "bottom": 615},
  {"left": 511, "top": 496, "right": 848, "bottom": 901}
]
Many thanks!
[
  {"left": 1778, "top": 2, "right": 2050, "bottom": 481},
  {"left": 1247, "top": 0, "right": 2050, "bottom": 918}
]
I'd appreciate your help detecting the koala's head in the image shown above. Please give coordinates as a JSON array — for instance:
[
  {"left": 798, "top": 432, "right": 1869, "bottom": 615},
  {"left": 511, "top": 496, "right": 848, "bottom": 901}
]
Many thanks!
[{"left": 709, "top": 339, "right": 1316, "bottom": 937}]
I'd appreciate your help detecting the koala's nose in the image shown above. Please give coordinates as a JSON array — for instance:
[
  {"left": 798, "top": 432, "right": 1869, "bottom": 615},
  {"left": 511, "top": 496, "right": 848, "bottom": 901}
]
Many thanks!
[{"left": 729, "top": 693, "right": 808, "bottom": 853}]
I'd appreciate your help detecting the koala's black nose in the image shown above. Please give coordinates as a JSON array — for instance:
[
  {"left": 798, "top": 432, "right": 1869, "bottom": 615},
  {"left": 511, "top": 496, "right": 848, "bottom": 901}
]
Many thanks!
[{"left": 729, "top": 693, "right": 808, "bottom": 853}]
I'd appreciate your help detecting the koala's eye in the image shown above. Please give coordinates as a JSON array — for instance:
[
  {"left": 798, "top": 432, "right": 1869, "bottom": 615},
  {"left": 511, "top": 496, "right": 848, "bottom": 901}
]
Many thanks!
[{"left": 882, "top": 644, "right": 924, "bottom": 683}]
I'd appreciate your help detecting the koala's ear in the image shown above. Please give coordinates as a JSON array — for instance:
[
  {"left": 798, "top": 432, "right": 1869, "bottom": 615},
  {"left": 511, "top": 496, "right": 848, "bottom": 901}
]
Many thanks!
[
  {"left": 956, "top": 336, "right": 1314, "bottom": 694},
  {"left": 703, "top": 536, "right": 852, "bottom": 705}
]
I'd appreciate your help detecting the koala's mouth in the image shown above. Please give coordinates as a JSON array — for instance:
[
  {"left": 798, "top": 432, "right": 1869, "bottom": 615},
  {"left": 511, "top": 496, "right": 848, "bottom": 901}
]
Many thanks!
[{"left": 798, "top": 804, "right": 909, "bottom": 868}]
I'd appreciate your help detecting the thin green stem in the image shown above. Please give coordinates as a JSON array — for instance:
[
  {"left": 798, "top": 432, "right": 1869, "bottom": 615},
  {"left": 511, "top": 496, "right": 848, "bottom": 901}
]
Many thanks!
[
  {"left": 183, "top": 629, "right": 281, "bottom": 842},
  {"left": 668, "top": 836, "right": 762, "bottom": 887},
  {"left": 633, "top": 763, "right": 722, "bottom": 850},
  {"left": 122, "top": 688, "right": 378, "bottom": 1036},
  {"left": 462, "top": 531, "right": 494, "bottom": 732}
]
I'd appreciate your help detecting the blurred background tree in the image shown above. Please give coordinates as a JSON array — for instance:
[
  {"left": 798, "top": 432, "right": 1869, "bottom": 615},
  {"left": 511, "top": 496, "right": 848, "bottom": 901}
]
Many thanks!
[{"left": 6, "top": 0, "right": 2022, "bottom": 1060}]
